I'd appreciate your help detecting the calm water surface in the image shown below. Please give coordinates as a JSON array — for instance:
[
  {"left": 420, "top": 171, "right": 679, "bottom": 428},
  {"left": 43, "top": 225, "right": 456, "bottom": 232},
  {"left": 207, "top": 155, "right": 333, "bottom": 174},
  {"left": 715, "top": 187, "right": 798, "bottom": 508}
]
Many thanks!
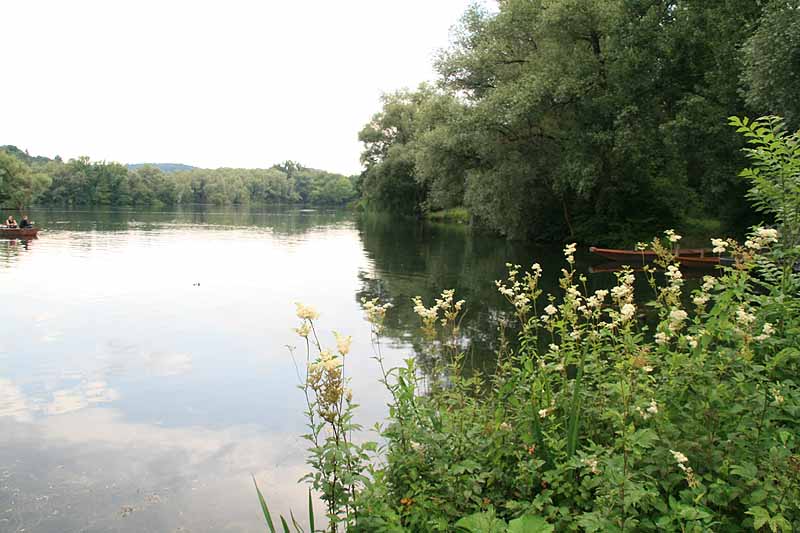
[{"left": 0, "top": 206, "right": 640, "bottom": 532}]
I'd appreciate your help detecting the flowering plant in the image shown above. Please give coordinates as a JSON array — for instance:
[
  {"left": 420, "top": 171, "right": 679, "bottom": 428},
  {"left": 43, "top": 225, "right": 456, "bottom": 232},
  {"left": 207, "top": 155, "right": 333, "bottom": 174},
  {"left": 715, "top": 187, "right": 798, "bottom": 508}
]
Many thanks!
[{"left": 256, "top": 118, "right": 800, "bottom": 531}]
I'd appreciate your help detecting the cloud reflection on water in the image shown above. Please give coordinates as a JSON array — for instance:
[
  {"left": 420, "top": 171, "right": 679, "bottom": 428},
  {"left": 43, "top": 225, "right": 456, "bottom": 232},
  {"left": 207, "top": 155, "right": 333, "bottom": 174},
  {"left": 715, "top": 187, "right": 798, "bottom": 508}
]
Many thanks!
[{"left": 0, "top": 407, "right": 308, "bottom": 532}]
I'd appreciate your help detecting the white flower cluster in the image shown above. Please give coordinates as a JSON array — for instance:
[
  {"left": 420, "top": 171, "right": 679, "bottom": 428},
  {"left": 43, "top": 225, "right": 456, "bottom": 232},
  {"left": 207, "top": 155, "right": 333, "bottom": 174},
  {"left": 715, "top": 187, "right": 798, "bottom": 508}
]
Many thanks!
[
  {"left": 541, "top": 303, "right": 558, "bottom": 323},
  {"left": 435, "top": 289, "right": 466, "bottom": 326},
  {"left": 361, "top": 297, "right": 393, "bottom": 332},
  {"left": 662, "top": 263, "right": 684, "bottom": 301},
  {"left": 412, "top": 297, "right": 439, "bottom": 322},
  {"left": 496, "top": 263, "right": 542, "bottom": 317},
  {"left": 308, "top": 349, "right": 343, "bottom": 373},
  {"left": 611, "top": 270, "right": 636, "bottom": 305},
  {"left": 294, "top": 303, "right": 319, "bottom": 337},
  {"left": 668, "top": 309, "right": 688, "bottom": 333},
  {"left": 754, "top": 322, "right": 775, "bottom": 342},
  {"left": 586, "top": 289, "right": 608, "bottom": 310},
  {"left": 771, "top": 386, "right": 785, "bottom": 405},
  {"left": 665, "top": 265, "right": 683, "bottom": 286},
  {"left": 538, "top": 405, "right": 555, "bottom": 419},
  {"left": 711, "top": 238, "right": 728, "bottom": 254},
  {"left": 295, "top": 321, "right": 312, "bottom": 338},
  {"left": 333, "top": 331, "right": 352, "bottom": 356},
  {"left": 412, "top": 289, "right": 465, "bottom": 336},
  {"left": 564, "top": 242, "right": 577, "bottom": 264},
  {"left": 295, "top": 302, "right": 320, "bottom": 321},
  {"left": 583, "top": 457, "right": 600, "bottom": 475},
  {"left": 636, "top": 399, "right": 659, "bottom": 419},
  {"left": 620, "top": 302, "right": 636, "bottom": 322},
  {"left": 669, "top": 449, "right": 698, "bottom": 487},
  {"left": 670, "top": 449, "right": 689, "bottom": 466},
  {"left": 745, "top": 227, "right": 779, "bottom": 250},
  {"left": 664, "top": 229, "right": 682, "bottom": 243},
  {"left": 736, "top": 306, "right": 756, "bottom": 327}
]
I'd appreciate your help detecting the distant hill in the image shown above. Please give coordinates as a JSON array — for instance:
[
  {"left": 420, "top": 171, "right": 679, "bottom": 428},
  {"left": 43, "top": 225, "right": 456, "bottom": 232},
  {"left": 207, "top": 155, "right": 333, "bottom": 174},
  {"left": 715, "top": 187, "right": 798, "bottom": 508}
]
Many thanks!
[
  {"left": 0, "top": 145, "right": 57, "bottom": 165},
  {"left": 126, "top": 163, "right": 196, "bottom": 173}
]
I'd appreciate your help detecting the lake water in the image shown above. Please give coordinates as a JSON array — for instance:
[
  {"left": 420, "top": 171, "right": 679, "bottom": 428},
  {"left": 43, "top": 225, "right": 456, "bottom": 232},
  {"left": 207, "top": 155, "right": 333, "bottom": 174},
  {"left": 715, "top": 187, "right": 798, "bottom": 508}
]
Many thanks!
[{"left": 0, "top": 206, "right": 655, "bottom": 532}]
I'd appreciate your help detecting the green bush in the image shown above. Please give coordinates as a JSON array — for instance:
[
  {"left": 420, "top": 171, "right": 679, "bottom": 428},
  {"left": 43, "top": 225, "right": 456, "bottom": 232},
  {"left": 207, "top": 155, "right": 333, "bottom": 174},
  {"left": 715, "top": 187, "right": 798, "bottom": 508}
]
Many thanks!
[{"left": 257, "top": 117, "right": 800, "bottom": 532}]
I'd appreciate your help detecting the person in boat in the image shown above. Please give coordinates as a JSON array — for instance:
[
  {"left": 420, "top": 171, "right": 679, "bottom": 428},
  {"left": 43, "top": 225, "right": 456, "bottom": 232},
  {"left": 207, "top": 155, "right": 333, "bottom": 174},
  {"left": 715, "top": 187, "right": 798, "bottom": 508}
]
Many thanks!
[
  {"left": 18, "top": 216, "right": 32, "bottom": 229},
  {"left": 5, "top": 215, "right": 17, "bottom": 228}
]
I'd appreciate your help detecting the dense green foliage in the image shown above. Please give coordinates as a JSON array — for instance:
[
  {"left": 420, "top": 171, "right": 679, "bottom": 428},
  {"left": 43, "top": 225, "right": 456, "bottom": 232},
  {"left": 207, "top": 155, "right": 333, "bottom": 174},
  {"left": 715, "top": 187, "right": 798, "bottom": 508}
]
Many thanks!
[
  {"left": 0, "top": 147, "right": 357, "bottom": 208},
  {"left": 359, "top": 0, "right": 800, "bottom": 242},
  {"left": 0, "top": 150, "right": 52, "bottom": 210},
  {"left": 741, "top": 1, "right": 800, "bottom": 129},
  {"left": 261, "top": 119, "right": 800, "bottom": 531}
]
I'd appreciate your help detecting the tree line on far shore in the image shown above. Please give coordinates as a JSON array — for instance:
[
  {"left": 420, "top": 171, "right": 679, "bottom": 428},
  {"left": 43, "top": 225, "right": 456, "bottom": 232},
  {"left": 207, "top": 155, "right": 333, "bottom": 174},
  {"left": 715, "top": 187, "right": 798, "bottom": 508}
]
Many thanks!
[
  {"left": 0, "top": 146, "right": 358, "bottom": 209},
  {"left": 358, "top": 0, "right": 800, "bottom": 242}
]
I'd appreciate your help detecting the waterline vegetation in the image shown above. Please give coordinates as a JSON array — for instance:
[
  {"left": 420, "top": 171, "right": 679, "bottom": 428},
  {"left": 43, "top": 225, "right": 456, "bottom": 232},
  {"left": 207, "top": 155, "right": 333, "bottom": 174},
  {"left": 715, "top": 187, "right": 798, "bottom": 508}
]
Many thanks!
[{"left": 254, "top": 118, "right": 800, "bottom": 531}]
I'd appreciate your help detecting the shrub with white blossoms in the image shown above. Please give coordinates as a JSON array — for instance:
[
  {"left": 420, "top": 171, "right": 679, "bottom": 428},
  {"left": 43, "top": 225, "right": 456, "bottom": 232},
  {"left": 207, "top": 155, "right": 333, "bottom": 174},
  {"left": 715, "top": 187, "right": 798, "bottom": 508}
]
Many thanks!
[
  {"left": 255, "top": 117, "right": 800, "bottom": 531},
  {"left": 745, "top": 226, "right": 779, "bottom": 250},
  {"left": 282, "top": 303, "right": 369, "bottom": 529}
]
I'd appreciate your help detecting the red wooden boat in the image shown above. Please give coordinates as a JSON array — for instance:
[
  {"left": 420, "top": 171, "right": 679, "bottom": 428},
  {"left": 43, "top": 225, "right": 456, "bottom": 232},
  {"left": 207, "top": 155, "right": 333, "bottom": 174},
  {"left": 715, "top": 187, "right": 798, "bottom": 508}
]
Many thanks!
[
  {"left": 674, "top": 255, "right": 733, "bottom": 268},
  {"left": 589, "top": 246, "right": 710, "bottom": 263},
  {"left": 589, "top": 246, "right": 731, "bottom": 269},
  {"left": 0, "top": 227, "right": 39, "bottom": 239}
]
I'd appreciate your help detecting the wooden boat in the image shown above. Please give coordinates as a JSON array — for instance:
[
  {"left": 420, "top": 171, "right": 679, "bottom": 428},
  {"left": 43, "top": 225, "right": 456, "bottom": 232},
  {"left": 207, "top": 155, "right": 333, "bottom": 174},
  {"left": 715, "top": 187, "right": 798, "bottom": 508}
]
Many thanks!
[
  {"left": 0, "top": 227, "right": 39, "bottom": 239},
  {"left": 589, "top": 262, "right": 647, "bottom": 274},
  {"left": 589, "top": 246, "right": 710, "bottom": 263},
  {"left": 674, "top": 255, "right": 734, "bottom": 268},
  {"left": 589, "top": 246, "right": 732, "bottom": 269}
]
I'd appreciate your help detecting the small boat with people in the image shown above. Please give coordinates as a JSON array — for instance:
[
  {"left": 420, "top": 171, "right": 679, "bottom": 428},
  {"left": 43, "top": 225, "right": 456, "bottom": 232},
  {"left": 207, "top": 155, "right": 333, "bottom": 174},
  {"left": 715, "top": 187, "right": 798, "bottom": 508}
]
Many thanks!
[
  {"left": 0, "top": 226, "right": 39, "bottom": 239},
  {"left": 589, "top": 246, "right": 732, "bottom": 269},
  {"left": 1, "top": 214, "right": 39, "bottom": 239}
]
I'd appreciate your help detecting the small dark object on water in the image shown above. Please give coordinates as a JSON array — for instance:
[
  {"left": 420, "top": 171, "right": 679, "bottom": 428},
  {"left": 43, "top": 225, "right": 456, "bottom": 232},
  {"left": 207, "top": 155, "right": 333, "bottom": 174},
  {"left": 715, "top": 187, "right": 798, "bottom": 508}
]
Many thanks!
[{"left": 193, "top": 282, "right": 200, "bottom": 287}]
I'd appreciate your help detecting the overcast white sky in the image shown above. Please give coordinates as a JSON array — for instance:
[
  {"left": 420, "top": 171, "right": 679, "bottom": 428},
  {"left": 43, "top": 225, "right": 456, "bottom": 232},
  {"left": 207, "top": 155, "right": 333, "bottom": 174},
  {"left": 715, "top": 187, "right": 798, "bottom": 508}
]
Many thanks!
[{"left": 1, "top": 0, "right": 483, "bottom": 175}]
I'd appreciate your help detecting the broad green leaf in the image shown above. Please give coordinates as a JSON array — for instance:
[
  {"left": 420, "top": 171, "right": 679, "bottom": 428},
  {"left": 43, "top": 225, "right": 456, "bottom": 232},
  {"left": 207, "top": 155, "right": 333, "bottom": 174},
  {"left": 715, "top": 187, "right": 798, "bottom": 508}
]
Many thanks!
[
  {"left": 746, "top": 506, "right": 770, "bottom": 530},
  {"left": 508, "top": 515, "right": 554, "bottom": 533},
  {"left": 455, "top": 511, "right": 508, "bottom": 533}
]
